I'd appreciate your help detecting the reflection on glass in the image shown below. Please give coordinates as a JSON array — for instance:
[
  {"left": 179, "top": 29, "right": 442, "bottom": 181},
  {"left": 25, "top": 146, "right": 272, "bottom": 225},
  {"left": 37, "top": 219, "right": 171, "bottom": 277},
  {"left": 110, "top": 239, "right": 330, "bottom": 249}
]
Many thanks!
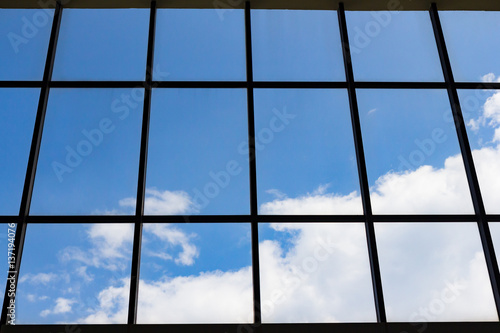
[
  {"left": 146, "top": 89, "right": 249, "bottom": 215},
  {"left": 17, "top": 223, "right": 133, "bottom": 324},
  {"left": 259, "top": 223, "right": 375, "bottom": 322},
  {"left": 0, "top": 89, "right": 39, "bottom": 215},
  {"left": 251, "top": 10, "right": 345, "bottom": 81},
  {"left": 154, "top": 9, "right": 245, "bottom": 81},
  {"left": 30, "top": 89, "right": 143, "bottom": 215},
  {"left": 458, "top": 89, "right": 500, "bottom": 214},
  {"left": 255, "top": 89, "right": 362, "bottom": 215},
  {"left": 440, "top": 11, "right": 500, "bottom": 82},
  {"left": 0, "top": 9, "right": 53, "bottom": 80},
  {"left": 358, "top": 89, "right": 473, "bottom": 214},
  {"left": 346, "top": 11, "right": 443, "bottom": 82},
  {"left": 138, "top": 223, "right": 252, "bottom": 323},
  {"left": 53, "top": 9, "right": 149, "bottom": 80},
  {"left": 376, "top": 222, "right": 498, "bottom": 322},
  {"left": 490, "top": 222, "right": 500, "bottom": 269}
]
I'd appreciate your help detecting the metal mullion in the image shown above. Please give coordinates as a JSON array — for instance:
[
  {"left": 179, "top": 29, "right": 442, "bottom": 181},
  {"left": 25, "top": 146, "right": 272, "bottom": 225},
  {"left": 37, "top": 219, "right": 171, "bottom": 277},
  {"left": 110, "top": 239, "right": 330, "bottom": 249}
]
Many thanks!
[
  {"left": 0, "top": 81, "right": 42, "bottom": 88},
  {"left": 49, "top": 81, "right": 145, "bottom": 88},
  {"left": 152, "top": 81, "right": 247, "bottom": 88},
  {"left": 430, "top": 2, "right": 500, "bottom": 318},
  {"left": 3, "top": 214, "right": 488, "bottom": 224},
  {"left": 0, "top": 1, "right": 63, "bottom": 325},
  {"left": 354, "top": 81, "right": 447, "bottom": 89},
  {"left": 127, "top": 0, "right": 157, "bottom": 325},
  {"left": 338, "top": 3, "right": 386, "bottom": 323},
  {"left": 455, "top": 82, "right": 500, "bottom": 90},
  {"left": 245, "top": 1, "right": 262, "bottom": 327}
]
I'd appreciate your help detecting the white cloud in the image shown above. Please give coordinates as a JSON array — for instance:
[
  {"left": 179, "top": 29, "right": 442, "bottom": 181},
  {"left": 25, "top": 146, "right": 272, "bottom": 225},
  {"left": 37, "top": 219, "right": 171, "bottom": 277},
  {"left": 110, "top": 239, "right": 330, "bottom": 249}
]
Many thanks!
[
  {"left": 40, "top": 297, "right": 76, "bottom": 317},
  {"left": 76, "top": 266, "right": 94, "bottom": 283},
  {"left": 119, "top": 189, "right": 197, "bottom": 215},
  {"left": 144, "top": 224, "right": 199, "bottom": 266},
  {"left": 78, "top": 270, "right": 253, "bottom": 324},
  {"left": 261, "top": 187, "right": 363, "bottom": 215},
  {"left": 59, "top": 224, "right": 134, "bottom": 271},
  {"left": 375, "top": 222, "right": 497, "bottom": 321},
  {"left": 480, "top": 73, "right": 500, "bottom": 83},
  {"left": 19, "top": 273, "right": 57, "bottom": 285}
]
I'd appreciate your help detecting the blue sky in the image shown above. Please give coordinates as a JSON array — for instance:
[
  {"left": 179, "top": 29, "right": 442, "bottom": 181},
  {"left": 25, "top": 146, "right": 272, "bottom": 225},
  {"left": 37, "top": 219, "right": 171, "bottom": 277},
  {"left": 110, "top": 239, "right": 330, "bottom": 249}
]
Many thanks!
[{"left": 1, "top": 7, "right": 500, "bottom": 324}]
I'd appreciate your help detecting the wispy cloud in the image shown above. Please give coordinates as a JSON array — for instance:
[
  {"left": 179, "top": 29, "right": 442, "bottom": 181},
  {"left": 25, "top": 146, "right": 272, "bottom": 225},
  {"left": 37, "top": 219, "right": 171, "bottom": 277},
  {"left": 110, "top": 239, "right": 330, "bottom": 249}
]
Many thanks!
[{"left": 19, "top": 273, "right": 57, "bottom": 285}]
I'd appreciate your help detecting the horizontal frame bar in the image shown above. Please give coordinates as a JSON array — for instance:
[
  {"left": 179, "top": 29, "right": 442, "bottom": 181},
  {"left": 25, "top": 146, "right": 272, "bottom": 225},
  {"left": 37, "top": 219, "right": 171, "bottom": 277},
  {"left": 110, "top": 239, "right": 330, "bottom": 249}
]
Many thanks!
[
  {"left": 1, "top": 214, "right": 499, "bottom": 224},
  {"left": 3, "top": 0, "right": 500, "bottom": 10}
]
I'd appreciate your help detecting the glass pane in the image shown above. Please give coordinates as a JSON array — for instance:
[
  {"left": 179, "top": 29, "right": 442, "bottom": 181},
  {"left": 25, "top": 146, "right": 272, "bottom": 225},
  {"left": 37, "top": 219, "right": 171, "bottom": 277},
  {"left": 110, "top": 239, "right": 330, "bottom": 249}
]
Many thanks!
[
  {"left": 138, "top": 223, "right": 252, "bottom": 323},
  {"left": 346, "top": 11, "right": 443, "bottom": 82},
  {"left": 358, "top": 89, "right": 473, "bottom": 214},
  {"left": 259, "top": 223, "right": 375, "bottom": 322},
  {"left": 0, "top": 9, "right": 53, "bottom": 80},
  {"left": 490, "top": 222, "right": 500, "bottom": 269},
  {"left": 440, "top": 11, "right": 500, "bottom": 82},
  {"left": 154, "top": 9, "right": 245, "bottom": 81},
  {"left": 30, "top": 88, "right": 143, "bottom": 215},
  {"left": 251, "top": 10, "right": 345, "bottom": 81},
  {"left": 458, "top": 89, "right": 500, "bottom": 214},
  {"left": 255, "top": 89, "right": 362, "bottom": 215},
  {"left": 53, "top": 9, "right": 149, "bottom": 81},
  {"left": 376, "top": 222, "right": 498, "bottom": 322},
  {"left": 146, "top": 89, "right": 249, "bottom": 215},
  {"left": 0, "top": 88, "right": 39, "bottom": 215},
  {"left": 17, "top": 223, "right": 133, "bottom": 323}
]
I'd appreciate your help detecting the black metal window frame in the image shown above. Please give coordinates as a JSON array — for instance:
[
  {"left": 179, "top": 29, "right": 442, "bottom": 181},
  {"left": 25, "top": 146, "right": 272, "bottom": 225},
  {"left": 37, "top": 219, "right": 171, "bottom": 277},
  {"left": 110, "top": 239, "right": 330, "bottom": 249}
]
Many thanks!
[{"left": 1, "top": 1, "right": 500, "bottom": 333}]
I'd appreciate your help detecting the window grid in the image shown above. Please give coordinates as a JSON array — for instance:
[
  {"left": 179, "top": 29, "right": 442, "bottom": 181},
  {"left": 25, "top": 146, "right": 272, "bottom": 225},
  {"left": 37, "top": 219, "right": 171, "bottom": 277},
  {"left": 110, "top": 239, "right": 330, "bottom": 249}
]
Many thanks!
[{"left": 1, "top": 0, "right": 500, "bottom": 329}]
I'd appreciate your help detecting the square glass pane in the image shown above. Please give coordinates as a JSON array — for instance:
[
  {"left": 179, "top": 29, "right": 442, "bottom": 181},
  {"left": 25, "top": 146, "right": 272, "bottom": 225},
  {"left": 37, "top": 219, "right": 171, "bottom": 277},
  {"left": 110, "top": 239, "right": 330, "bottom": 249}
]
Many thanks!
[
  {"left": 440, "top": 11, "right": 500, "bottom": 82},
  {"left": 376, "top": 222, "right": 498, "bottom": 322},
  {"left": 259, "top": 223, "right": 375, "bottom": 322},
  {"left": 346, "top": 11, "right": 443, "bottom": 82},
  {"left": 0, "top": 9, "right": 53, "bottom": 80},
  {"left": 154, "top": 9, "right": 245, "bottom": 81},
  {"left": 53, "top": 9, "right": 149, "bottom": 81},
  {"left": 30, "top": 88, "right": 143, "bottom": 215},
  {"left": 358, "top": 89, "right": 473, "bottom": 214},
  {"left": 146, "top": 89, "right": 249, "bottom": 215},
  {"left": 458, "top": 89, "right": 500, "bottom": 214},
  {"left": 490, "top": 222, "right": 500, "bottom": 269},
  {"left": 0, "top": 88, "right": 39, "bottom": 215},
  {"left": 17, "top": 223, "right": 133, "bottom": 323},
  {"left": 255, "top": 89, "right": 362, "bottom": 215},
  {"left": 138, "top": 223, "right": 252, "bottom": 323},
  {"left": 251, "top": 10, "right": 345, "bottom": 81}
]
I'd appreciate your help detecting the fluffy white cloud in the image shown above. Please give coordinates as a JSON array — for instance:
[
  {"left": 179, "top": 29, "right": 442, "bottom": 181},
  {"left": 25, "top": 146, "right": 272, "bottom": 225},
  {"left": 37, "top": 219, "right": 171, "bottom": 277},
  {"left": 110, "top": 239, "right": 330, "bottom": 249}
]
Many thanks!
[
  {"left": 59, "top": 224, "right": 134, "bottom": 271},
  {"left": 261, "top": 186, "right": 363, "bottom": 215},
  {"left": 120, "top": 189, "right": 197, "bottom": 215},
  {"left": 481, "top": 73, "right": 500, "bottom": 83},
  {"left": 78, "top": 270, "right": 253, "bottom": 324},
  {"left": 376, "top": 222, "right": 497, "bottom": 321},
  {"left": 40, "top": 298, "right": 76, "bottom": 317}
]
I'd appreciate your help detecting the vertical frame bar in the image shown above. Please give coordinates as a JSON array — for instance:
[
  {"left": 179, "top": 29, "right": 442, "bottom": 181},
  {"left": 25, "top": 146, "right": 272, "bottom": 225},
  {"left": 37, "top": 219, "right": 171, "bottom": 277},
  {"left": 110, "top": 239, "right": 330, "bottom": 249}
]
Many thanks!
[
  {"left": 430, "top": 2, "right": 500, "bottom": 318},
  {"left": 128, "top": 0, "right": 157, "bottom": 324},
  {"left": 338, "top": 3, "right": 387, "bottom": 323},
  {"left": 245, "top": 1, "right": 262, "bottom": 327},
  {"left": 0, "top": 1, "right": 63, "bottom": 325}
]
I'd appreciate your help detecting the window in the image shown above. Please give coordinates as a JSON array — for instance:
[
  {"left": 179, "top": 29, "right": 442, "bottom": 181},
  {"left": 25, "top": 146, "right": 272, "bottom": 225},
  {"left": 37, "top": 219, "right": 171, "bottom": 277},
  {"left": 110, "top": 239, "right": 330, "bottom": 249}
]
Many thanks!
[{"left": 1, "top": 1, "right": 500, "bottom": 332}]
